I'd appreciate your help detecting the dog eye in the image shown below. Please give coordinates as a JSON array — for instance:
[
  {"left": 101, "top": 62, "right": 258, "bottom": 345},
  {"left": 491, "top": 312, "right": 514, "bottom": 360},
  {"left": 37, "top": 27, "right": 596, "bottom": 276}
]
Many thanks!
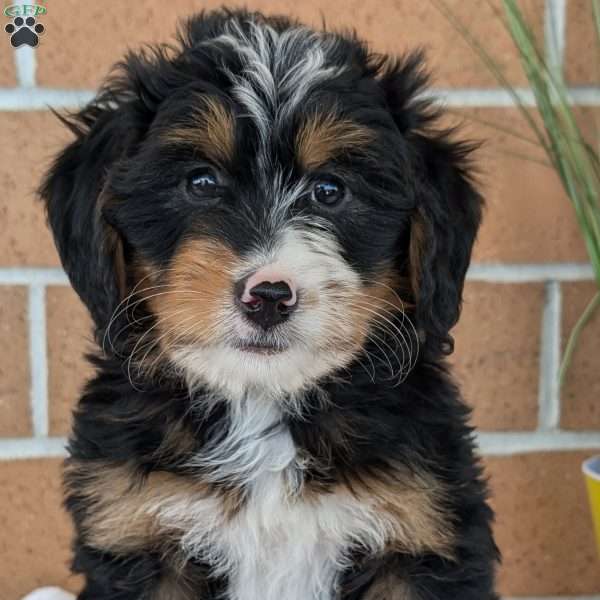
[
  {"left": 187, "top": 167, "right": 219, "bottom": 190},
  {"left": 311, "top": 179, "right": 346, "bottom": 207}
]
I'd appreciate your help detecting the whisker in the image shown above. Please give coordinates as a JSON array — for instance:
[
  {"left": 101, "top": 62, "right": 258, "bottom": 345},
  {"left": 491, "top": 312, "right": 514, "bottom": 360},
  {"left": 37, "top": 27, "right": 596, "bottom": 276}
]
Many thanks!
[
  {"left": 133, "top": 314, "right": 207, "bottom": 382},
  {"left": 103, "top": 265, "right": 190, "bottom": 351},
  {"left": 106, "top": 287, "right": 226, "bottom": 354},
  {"left": 351, "top": 301, "right": 418, "bottom": 382}
]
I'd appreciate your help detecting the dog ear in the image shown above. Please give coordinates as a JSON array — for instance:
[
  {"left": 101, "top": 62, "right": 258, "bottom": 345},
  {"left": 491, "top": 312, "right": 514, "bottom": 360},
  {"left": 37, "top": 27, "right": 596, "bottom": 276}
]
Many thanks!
[
  {"left": 379, "top": 54, "right": 483, "bottom": 356},
  {"left": 408, "top": 134, "right": 482, "bottom": 355},
  {"left": 40, "top": 100, "right": 141, "bottom": 332}
]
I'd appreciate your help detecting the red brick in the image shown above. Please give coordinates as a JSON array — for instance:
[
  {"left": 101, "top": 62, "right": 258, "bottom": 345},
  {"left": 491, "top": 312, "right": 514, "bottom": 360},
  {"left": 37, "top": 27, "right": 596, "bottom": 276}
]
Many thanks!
[
  {"left": 452, "top": 282, "right": 543, "bottom": 430},
  {"left": 487, "top": 451, "right": 600, "bottom": 595},
  {"left": 0, "top": 32, "right": 16, "bottom": 85},
  {"left": 446, "top": 107, "right": 589, "bottom": 263},
  {"left": 36, "top": 0, "right": 543, "bottom": 89},
  {"left": 561, "top": 281, "right": 600, "bottom": 430},
  {"left": 565, "top": 0, "right": 598, "bottom": 85},
  {"left": 46, "top": 286, "right": 94, "bottom": 436},
  {"left": 0, "top": 287, "right": 31, "bottom": 437},
  {"left": 0, "top": 459, "right": 82, "bottom": 600},
  {"left": 0, "top": 112, "right": 67, "bottom": 266}
]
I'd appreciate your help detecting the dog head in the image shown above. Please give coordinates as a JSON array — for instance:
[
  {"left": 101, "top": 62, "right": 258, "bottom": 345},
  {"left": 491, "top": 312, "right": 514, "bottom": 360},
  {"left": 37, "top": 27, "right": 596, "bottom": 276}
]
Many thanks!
[{"left": 41, "top": 10, "right": 481, "bottom": 401}]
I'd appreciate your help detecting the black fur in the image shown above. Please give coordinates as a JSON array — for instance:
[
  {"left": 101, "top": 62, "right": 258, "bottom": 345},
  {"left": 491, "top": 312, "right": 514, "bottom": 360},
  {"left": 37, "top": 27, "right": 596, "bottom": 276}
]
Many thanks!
[{"left": 41, "top": 9, "right": 499, "bottom": 599}]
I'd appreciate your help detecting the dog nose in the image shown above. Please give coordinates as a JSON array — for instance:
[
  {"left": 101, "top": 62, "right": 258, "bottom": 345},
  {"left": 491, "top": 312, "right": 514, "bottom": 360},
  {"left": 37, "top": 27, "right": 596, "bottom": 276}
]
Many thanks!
[
  {"left": 236, "top": 275, "right": 297, "bottom": 330},
  {"left": 250, "top": 281, "right": 294, "bottom": 304}
]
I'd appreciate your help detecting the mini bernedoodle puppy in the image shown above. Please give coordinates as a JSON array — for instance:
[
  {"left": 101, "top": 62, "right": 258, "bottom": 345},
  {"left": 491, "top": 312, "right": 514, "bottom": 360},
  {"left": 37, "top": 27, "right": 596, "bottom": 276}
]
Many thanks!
[{"left": 41, "top": 9, "right": 499, "bottom": 600}]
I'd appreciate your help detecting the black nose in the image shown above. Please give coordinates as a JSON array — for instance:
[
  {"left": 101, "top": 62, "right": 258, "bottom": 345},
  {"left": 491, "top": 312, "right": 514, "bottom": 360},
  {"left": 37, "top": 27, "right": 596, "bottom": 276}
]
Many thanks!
[
  {"left": 237, "top": 280, "right": 296, "bottom": 330},
  {"left": 250, "top": 281, "right": 293, "bottom": 303}
]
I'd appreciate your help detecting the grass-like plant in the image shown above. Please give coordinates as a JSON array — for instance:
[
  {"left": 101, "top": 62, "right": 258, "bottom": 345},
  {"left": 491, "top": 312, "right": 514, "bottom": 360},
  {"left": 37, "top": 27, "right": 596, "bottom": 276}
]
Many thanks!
[{"left": 433, "top": 0, "right": 600, "bottom": 385}]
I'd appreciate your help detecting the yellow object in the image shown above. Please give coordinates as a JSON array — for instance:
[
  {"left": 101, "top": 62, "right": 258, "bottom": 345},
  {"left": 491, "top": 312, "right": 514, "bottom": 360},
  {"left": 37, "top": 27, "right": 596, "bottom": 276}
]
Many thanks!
[{"left": 583, "top": 455, "right": 600, "bottom": 557}]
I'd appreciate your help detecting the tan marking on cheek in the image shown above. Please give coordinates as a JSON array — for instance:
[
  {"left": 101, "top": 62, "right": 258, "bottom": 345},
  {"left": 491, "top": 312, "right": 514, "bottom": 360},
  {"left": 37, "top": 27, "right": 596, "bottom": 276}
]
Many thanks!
[
  {"left": 308, "top": 268, "right": 411, "bottom": 374},
  {"left": 162, "top": 96, "right": 235, "bottom": 165},
  {"left": 66, "top": 461, "right": 243, "bottom": 555},
  {"left": 149, "top": 239, "right": 239, "bottom": 348},
  {"left": 311, "top": 273, "right": 402, "bottom": 361},
  {"left": 296, "top": 113, "right": 374, "bottom": 171},
  {"left": 346, "top": 268, "right": 408, "bottom": 350},
  {"left": 314, "top": 287, "right": 365, "bottom": 358}
]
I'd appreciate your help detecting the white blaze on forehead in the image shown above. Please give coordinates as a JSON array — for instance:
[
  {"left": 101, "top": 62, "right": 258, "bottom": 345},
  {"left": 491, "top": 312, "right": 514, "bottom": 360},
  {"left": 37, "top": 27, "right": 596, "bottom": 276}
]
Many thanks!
[
  {"left": 212, "top": 20, "right": 346, "bottom": 152},
  {"left": 264, "top": 168, "right": 308, "bottom": 232}
]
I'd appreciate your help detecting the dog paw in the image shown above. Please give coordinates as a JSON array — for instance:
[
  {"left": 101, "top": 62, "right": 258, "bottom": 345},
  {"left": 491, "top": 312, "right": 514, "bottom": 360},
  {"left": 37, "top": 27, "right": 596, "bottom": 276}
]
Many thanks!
[
  {"left": 21, "top": 587, "right": 76, "bottom": 600},
  {"left": 4, "top": 16, "right": 45, "bottom": 48}
]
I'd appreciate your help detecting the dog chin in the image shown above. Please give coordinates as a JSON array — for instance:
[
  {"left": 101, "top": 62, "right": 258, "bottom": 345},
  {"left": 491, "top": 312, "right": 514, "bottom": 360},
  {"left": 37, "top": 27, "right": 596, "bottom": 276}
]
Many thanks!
[{"left": 171, "top": 342, "right": 354, "bottom": 405}]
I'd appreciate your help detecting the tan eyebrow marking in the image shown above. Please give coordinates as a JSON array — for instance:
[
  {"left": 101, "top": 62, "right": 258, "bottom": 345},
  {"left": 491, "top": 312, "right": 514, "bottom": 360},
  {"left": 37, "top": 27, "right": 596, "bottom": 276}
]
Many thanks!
[
  {"left": 162, "top": 96, "right": 235, "bottom": 165},
  {"left": 295, "top": 113, "right": 374, "bottom": 170}
]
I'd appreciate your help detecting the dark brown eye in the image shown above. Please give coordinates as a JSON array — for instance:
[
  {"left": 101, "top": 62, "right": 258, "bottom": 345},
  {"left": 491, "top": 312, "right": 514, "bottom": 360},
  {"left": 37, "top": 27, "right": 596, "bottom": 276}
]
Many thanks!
[
  {"left": 187, "top": 167, "right": 218, "bottom": 190},
  {"left": 312, "top": 179, "right": 346, "bottom": 207}
]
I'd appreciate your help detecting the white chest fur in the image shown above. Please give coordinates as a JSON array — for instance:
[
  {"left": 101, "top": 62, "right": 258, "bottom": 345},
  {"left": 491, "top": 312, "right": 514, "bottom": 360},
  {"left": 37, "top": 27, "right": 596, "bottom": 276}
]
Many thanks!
[
  {"left": 220, "top": 434, "right": 339, "bottom": 600},
  {"left": 153, "top": 399, "right": 393, "bottom": 600}
]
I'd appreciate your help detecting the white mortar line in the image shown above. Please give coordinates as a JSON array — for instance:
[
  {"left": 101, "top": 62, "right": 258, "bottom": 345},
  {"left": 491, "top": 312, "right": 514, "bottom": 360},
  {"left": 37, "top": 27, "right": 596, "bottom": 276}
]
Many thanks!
[
  {"left": 538, "top": 281, "right": 561, "bottom": 430},
  {"left": 28, "top": 284, "right": 48, "bottom": 437},
  {"left": 12, "top": 0, "right": 36, "bottom": 87},
  {"left": 0, "top": 264, "right": 594, "bottom": 286},
  {"left": 426, "top": 87, "right": 537, "bottom": 107},
  {"left": 431, "top": 86, "right": 599, "bottom": 107},
  {"left": 467, "top": 263, "right": 595, "bottom": 282},
  {"left": 0, "top": 86, "right": 598, "bottom": 111},
  {"left": 2, "top": 432, "right": 600, "bottom": 460},
  {"left": 0, "top": 267, "right": 69, "bottom": 285},
  {"left": 415, "top": 86, "right": 600, "bottom": 107},
  {"left": 570, "top": 86, "right": 600, "bottom": 105},
  {"left": 545, "top": 0, "right": 567, "bottom": 75},
  {"left": 0, "top": 88, "right": 95, "bottom": 110},
  {"left": 14, "top": 47, "right": 36, "bottom": 88},
  {"left": 477, "top": 431, "right": 600, "bottom": 455},
  {"left": 0, "top": 437, "right": 67, "bottom": 459}
]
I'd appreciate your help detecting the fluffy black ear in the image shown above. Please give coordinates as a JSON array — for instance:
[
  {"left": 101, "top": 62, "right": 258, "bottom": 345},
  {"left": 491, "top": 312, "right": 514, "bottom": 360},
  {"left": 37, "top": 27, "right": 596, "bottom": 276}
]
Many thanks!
[
  {"left": 379, "top": 54, "right": 483, "bottom": 356},
  {"left": 40, "top": 96, "right": 142, "bottom": 332},
  {"left": 408, "top": 134, "right": 482, "bottom": 355}
]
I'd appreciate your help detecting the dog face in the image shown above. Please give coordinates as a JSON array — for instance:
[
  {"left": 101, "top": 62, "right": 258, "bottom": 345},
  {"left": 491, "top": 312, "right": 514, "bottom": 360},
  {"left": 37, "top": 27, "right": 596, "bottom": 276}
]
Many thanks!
[{"left": 41, "top": 11, "right": 481, "bottom": 402}]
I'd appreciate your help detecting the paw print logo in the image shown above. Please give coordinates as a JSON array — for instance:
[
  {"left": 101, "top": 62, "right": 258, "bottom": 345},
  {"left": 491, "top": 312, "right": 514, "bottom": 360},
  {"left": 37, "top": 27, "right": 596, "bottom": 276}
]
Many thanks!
[{"left": 4, "top": 16, "right": 44, "bottom": 48}]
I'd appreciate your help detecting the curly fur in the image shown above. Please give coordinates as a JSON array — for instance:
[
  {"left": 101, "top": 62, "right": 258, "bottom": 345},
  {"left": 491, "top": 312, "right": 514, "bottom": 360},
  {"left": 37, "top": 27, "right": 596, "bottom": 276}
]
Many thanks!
[{"left": 41, "top": 9, "right": 498, "bottom": 600}]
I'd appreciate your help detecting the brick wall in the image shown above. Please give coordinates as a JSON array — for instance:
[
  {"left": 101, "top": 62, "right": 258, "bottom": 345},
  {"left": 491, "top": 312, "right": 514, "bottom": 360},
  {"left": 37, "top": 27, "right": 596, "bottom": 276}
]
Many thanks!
[{"left": 0, "top": 1, "right": 599, "bottom": 598}]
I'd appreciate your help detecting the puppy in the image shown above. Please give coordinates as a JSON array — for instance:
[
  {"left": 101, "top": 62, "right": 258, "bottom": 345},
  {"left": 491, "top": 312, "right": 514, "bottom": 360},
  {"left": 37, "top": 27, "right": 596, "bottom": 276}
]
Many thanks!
[{"left": 41, "top": 9, "right": 499, "bottom": 600}]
